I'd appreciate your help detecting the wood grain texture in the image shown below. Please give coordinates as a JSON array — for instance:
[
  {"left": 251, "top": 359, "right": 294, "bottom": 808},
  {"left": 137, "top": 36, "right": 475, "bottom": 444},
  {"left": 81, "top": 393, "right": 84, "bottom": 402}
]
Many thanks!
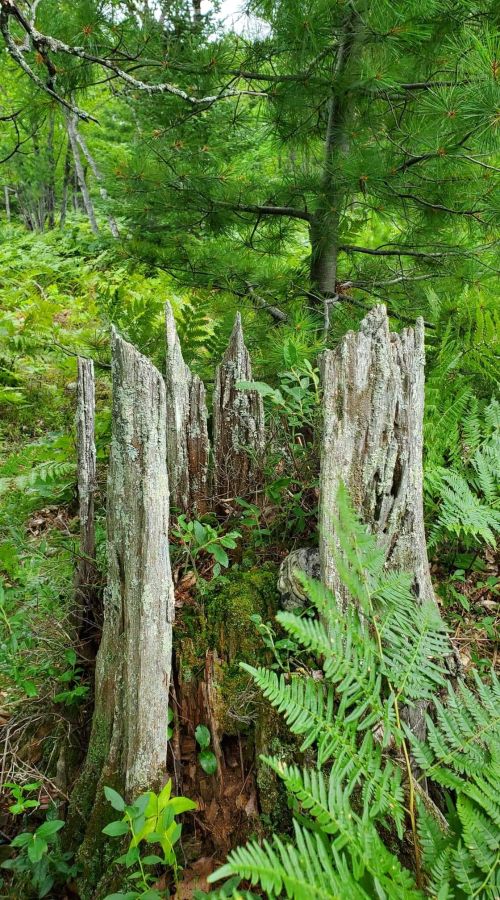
[
  {"left": 165, "top": 301, "right": 210, "bottom": 514},
  {"left": 319, "top": 304, "right": 434, "bottom": 612},
  {"left": 213, "top": 312, "right": 265, "bottom": 505},
  {"left": 75, "top": 357, "right": 98, "bottom": 635}
]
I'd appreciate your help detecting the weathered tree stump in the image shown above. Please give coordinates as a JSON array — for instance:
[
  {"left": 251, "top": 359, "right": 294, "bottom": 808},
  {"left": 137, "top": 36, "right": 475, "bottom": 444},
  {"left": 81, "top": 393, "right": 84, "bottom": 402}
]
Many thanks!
[
  {"left": 75, "top": 357, "right": 99, "bottom": 651},
  {"left": 319, "top": 305, "right": 434, "bottom": 611},
  {"left": 213, "top": 313, "right": 265, "bottom": 506},
  {"left": 69, "top": 329, "right": 175, "bottom": 898},
  {"left": 165, "top": 301, "right": 210, "bottom": 514}
]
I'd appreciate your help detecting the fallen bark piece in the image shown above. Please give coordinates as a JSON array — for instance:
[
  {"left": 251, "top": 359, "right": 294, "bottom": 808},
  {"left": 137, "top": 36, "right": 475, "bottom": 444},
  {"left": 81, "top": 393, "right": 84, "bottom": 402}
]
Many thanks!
[{"left": 277, "top": 548, "right": 321, "bottom": 611}]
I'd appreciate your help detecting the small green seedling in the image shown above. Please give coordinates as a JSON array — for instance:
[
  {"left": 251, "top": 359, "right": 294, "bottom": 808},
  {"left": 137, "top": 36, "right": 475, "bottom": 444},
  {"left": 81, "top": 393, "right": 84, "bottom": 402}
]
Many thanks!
[
  {"left": 194, "top": 725, "right": 218, "bottom": 776},
  {"left": 102, "top": 781, "right": 196, "bottom": 899},
  {"left": 1, "top": 816, "right": 75, "bottom": 899},
  {"left": 3, "top": 780, "right": 41, "bottom": 815},
  {"left": 172, "top": 516, "right": 240, "bottom": 576}
]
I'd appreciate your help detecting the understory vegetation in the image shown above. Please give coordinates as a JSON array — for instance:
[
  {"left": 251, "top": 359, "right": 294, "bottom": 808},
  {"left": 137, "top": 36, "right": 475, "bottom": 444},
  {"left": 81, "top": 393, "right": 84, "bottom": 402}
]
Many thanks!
[{"left": 0, "top": 1, "right": 499, "bottom": 898}]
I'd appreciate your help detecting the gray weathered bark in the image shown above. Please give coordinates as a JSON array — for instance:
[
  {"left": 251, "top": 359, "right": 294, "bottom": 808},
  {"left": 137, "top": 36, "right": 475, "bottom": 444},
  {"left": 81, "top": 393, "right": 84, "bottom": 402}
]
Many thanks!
[
  {"left": 75, "top": 358, "right": 98, "bottom": 643},
  {"left": 165, "top": 301, "right": 210, "bottom": 514},
  {"left": 319, "top": 304, "right": 434, "bottom": 612},
  {"left": 70, "top": 330, "right": 174, "bottom": 898},
  {"left": 278, "top": 548, "right": 321, "bottom": 611},
  {"left": 213, "top": 312, "right": 265, "bottom": 505}
]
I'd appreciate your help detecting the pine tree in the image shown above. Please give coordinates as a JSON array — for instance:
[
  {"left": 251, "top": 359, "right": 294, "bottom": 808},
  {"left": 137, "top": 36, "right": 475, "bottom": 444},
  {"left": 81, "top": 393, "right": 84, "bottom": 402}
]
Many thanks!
[{"left": 1, "top": 1, "right": 498, "bottom": 326}]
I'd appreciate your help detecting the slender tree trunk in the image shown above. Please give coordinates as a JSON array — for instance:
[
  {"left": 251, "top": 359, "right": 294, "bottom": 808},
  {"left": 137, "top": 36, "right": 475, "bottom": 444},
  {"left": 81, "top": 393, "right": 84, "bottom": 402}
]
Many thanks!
[
  {"left": 4, "top": 186, "right": 10, "bottom": 223},
  {"left": 45, "top": 110, "right": 56, "bottom": 229},
  {"left": 75, "top": 358, "right": 99, "bottom": 653},
  {"left": 68, "top": 329, "right": 174, "bottom": 898},
  {"left": 75, "top": 127, "right": 119, "bottom": 238},
  {"left": 66, "top": 113, "right": 99, "bottom": 235},
  {"left": 165, "top": 301, "right": 210, "bottom": 514},
  {"left": 59, "top": 140, "right": 72, "bottom": 228},
  {"left": 309, "top": 12, "right": 359, "bottom": 330}
]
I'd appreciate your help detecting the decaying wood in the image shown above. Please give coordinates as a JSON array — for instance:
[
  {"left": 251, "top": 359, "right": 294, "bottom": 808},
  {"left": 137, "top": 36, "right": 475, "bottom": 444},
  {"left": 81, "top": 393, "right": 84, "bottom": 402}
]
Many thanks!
[
  {"left": 75, "top": 357, "right": 99, "bottom": 646},
  {"left": 213, "top": 312, "right": 265, "bottom": 505},
  {"left": 70, "top": 329, "right": 175, "bottom": 897},
  {"left": 200, "top": 651, "right": 225, "bottom": 783},
  {"left": 319, "top": 304, "right": 435, "bottom": 612},
  {"left": 165, "top": 301, "right": 210, "bottom": 514}
]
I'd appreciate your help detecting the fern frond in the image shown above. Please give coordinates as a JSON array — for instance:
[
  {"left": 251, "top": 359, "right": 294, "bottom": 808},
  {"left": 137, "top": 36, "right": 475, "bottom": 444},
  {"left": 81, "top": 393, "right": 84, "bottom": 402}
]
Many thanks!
[
  {"left": 409, "top": 672, "right": 500, "bottom": 897},
  {"left": 209, "top": 819, "right": 370, "bottom": 899},
  {"left": 263, "top": 757, "right": 407, "bottom": 867}
]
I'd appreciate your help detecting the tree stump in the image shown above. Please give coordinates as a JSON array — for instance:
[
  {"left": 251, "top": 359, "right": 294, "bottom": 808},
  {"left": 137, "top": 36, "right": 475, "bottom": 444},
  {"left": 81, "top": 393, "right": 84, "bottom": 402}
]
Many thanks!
[
  {"left": 69, "top": 329, "right": 175, "bottom": 898},
  {"left": 213, "top": 313, "right": 265, "bottom": 506},
  {"left": 319, "top": 305, "right": 434, "bottom": 612},
  {"left": 75, "top": 357, "right": 99, "bottom": 651},
  {"left": 165, "top": 301, "right": 210, "bottom": 514}
]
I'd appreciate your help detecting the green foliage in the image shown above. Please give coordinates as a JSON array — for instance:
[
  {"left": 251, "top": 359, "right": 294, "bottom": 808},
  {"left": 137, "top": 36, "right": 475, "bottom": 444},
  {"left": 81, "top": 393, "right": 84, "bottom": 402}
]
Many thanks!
[
  {"left": 238, "top": 354, "right": 321, "bottom": 541},
  {"left": 102, "top": 781, "right": 196, "bottom": 900},
  {"left": 208, "top": 486, "right": 499, "bottom": 898},
  {"left": 172, "top": 515, "right": 241, "bottom": 576},
  {"left": 1, "top": 815, "right": 75, "bottom": 899},
  {"left": 249, "top": 613, "right": 304, "bottom": 673},
  {"left": 195, "top": 725, "right": 218, "bottom": 775},
  {"left": 411, "top": 672, "right": 500, "bottom": 898},
  {"left": 3, "top": 781, "right": 42, "bottom": 816},
  {"left": 425, "top": 398, "right": 500, "bottom": 551}
]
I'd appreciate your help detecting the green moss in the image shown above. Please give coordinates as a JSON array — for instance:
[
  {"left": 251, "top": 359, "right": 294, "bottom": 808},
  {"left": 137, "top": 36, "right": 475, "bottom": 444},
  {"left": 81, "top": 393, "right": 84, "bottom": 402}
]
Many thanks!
[
  {"left": 204, "top": 563, "right": 279, "bottom": 661},
  {"left": 175, "top": 565, "right": 279, "bottom": 740},
  {"left": 255, "top": 701, "right": 303, "bottom": 833}
]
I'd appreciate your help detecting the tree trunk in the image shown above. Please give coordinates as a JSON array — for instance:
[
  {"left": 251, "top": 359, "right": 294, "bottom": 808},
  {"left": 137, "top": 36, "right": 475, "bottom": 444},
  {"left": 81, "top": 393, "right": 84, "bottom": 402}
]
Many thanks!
[
  {"left": 59, "top": 140, "right": 72, "bottom": 228},
  {"left": 213, "top": 312, "right": 265, "bottom": 507},
  {"left": 75, "top": 358, "right": 99, "bottom": 654},
  {"left": 4, "top": 186, "right": 10, "bottom": 223},
  {"left": 75, "top": 127, "right": 119, "bottom": 238},
  {"left": 69, "top": 329, "right": 174, "bottom": 898},
  {"left": 309, "top": 11, "right": 359, "bottom": 330},
  {"left": 66, "top": 113, "right": 99, "bottom": 236},
  {"left": 45, "top": 110, "right": 56, "bottom": 229},
  {"left": 165, "top": 301, "right": 210, "bottom": 514},
  {"left": 319, "top": 305, "right": 434, "bottom": 612}
]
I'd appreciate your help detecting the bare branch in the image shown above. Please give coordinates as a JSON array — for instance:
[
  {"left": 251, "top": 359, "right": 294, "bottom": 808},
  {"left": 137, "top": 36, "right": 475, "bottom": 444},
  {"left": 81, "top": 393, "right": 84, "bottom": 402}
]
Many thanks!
[
  {"left": 338, "top": 243, "right": 448, "bottom": 259},
  {"left": 215, "top": 199, "right": 312, "bottom": 222},
  {"left": 0, "top": 5, "right": 98, "bottom": 122},
  {"left": 1, "top": 2, "right": 267, "bottom": 115}
]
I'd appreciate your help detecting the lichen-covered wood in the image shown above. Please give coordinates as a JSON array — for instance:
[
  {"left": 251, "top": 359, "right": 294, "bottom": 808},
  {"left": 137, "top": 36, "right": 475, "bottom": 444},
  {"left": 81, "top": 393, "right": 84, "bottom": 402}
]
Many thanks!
[
  {"left": 319, "top": 305, "right": 434, "bottom": 612},
  {"left": 69, "top": 329, "right": 174, "bottom": 898},
  {"left": 165, "top": 301, "right": 210, "bottom": 514},
  {"left": 277, "top": 548, "right": 321, "bottom": 611},
  {"left": 75, "top": 357, "right": 99, "bottom": 645},
  {"left": 213, "top": 312, "right": 265, "bottom": 505}
]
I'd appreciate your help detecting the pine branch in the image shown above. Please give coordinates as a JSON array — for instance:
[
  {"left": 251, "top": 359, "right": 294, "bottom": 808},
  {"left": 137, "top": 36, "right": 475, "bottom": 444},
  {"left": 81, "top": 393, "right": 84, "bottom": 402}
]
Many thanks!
[{"left": 1, "top": 1, "right": 268, "bottom": 121}]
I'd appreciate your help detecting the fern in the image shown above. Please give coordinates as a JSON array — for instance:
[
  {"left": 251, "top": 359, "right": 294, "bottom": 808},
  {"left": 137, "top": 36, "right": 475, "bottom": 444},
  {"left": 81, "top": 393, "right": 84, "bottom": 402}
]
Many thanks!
[
  {"left": 209, "top": 486, "right": 499, "bottom": 899},
  {"left": 408, "top": 673, "right": 500, "bottom": 898},
  {"left": 425, "top": 399, "right": 500, "bottom": 550}
]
